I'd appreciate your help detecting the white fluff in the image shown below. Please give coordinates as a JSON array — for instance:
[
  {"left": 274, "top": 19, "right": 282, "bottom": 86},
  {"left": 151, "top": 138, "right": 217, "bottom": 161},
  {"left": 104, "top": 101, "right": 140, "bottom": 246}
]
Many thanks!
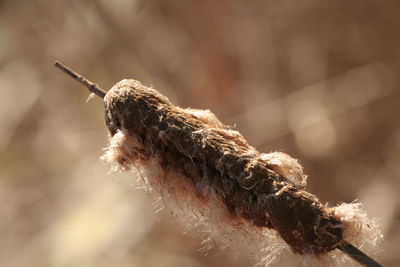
[{"left": 102, "top": 130, "right": 382, "bottom": 266}]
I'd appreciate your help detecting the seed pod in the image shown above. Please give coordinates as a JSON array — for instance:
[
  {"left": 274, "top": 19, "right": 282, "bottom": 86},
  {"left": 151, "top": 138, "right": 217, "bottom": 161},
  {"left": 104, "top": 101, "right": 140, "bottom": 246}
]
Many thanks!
[
  {"left": 102, "top": 79, "right": 381, "bottom": 266},
  {"left": 54, "top": 62, "right": 383, "bottom": 267}
]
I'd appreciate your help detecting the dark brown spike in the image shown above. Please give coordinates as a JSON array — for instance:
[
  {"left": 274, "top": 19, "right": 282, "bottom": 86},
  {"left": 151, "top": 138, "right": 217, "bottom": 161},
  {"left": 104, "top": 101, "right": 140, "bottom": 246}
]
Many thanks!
[
  {"left": 54, "top": 61, "right": 383, "bottom": 267},
  {"left": 54, "top": 60, "right": 107, "bottom": 98}
]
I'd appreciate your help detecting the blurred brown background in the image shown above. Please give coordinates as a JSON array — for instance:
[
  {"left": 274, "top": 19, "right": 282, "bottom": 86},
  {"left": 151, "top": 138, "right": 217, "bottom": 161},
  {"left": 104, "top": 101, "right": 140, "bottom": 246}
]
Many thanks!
[{"left": 0, "top": 0, "right": 399, "bottom": 266}]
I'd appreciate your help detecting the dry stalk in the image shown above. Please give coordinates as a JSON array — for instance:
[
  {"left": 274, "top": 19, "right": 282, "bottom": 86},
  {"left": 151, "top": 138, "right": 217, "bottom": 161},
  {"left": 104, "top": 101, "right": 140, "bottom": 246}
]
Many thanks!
[{"left": 55, "top": 61, "right": 383, "bottom": 267}]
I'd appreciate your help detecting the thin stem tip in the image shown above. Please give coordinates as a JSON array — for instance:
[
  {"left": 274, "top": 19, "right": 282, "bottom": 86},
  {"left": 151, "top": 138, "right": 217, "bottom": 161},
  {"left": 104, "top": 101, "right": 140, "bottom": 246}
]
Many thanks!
[
  {"left": 337, "top": 240, "right": 382, "bottom": 267},
  {"left": 54, "top": 60, "right": 107, "bottom": 98}
]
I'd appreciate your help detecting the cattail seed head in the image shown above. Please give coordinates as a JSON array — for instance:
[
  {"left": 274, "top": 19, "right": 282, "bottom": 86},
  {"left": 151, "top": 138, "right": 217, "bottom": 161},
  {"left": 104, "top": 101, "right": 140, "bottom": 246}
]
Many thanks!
[{"left": 101, "top": 79, "right": 382, "bottom": 266}]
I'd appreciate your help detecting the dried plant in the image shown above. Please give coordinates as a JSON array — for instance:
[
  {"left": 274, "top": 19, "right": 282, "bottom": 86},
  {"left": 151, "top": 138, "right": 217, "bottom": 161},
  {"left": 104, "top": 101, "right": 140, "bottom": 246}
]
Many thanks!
[{"left": 55, "top": 61, "right": 383, "bottom": 267}]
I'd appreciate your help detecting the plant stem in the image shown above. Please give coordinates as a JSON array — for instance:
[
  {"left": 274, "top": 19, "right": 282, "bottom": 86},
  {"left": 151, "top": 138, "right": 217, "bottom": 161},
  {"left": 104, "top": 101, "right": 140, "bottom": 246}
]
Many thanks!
[
  {"left": 54, "top": 60, "right": 107, "bottom": 98},
  {"left": 338, "top": 241, "right": 382, "bottom": 267}
]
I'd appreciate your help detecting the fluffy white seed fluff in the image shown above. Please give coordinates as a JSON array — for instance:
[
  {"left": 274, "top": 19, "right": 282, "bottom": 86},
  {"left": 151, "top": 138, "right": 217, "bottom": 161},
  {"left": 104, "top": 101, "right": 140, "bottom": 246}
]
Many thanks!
[{"left": 102, "top": 109, "right": 382, "bottom": 266}]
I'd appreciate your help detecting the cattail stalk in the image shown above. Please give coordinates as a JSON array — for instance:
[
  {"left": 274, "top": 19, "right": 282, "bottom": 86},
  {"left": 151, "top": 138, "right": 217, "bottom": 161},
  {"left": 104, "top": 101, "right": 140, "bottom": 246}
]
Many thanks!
[{"left": 55, "top": 61, "right": 383, "bottom": 267}]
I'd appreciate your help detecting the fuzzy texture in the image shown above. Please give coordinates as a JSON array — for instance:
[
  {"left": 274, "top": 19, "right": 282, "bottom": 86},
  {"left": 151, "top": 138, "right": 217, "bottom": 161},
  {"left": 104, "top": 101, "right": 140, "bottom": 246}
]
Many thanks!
[{"left": 102, "top": 79, "right": 382, "bottom": 266}]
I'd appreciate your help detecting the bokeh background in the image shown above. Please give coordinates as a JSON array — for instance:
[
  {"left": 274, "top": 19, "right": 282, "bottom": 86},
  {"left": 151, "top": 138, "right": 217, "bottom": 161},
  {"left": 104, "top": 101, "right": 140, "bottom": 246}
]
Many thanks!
[{"left": 1, "top": 0, "right": 399, "bottom": 266}]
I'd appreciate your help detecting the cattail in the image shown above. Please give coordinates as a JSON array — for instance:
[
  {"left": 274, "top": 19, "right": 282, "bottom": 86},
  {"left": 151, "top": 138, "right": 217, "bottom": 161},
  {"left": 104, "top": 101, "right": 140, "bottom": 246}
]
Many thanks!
[{"left": 55, "top": 61, "right": 383, "bottom": 267}]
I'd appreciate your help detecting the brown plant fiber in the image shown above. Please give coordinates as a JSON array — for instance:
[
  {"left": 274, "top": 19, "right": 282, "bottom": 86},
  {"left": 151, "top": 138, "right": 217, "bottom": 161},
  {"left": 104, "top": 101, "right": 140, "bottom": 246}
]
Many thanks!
[
  {"left": 103, "top": 79, "right": 344, "bottom": 256},
  {"left": 53, "top": 59, "right": 382, "bottom": 266}
]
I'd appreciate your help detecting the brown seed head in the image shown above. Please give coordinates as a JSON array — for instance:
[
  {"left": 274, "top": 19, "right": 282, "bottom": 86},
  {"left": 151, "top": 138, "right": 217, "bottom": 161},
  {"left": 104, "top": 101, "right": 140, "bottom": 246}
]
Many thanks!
[{"left": 104, "top": 79, "right": 343, "bottom": 255}]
